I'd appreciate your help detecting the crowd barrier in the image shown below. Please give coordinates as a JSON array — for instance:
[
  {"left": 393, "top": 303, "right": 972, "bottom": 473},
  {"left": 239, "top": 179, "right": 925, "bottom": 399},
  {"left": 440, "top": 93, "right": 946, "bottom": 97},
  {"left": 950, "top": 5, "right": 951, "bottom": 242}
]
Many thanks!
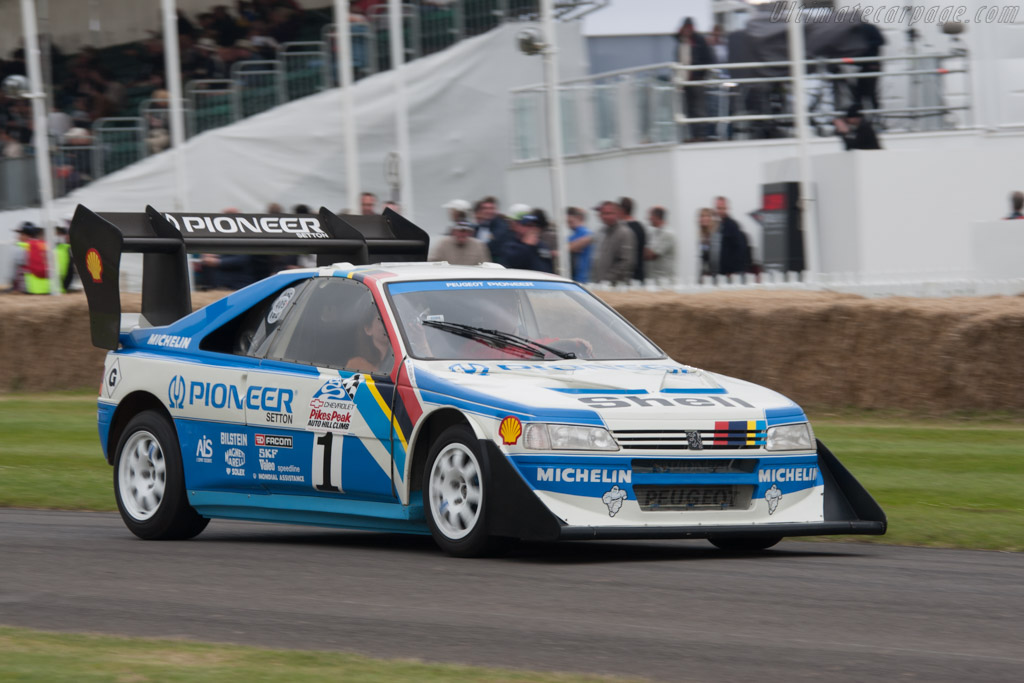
[{"left": 2, "top": 289, "right": 1021, "bottom": 414}]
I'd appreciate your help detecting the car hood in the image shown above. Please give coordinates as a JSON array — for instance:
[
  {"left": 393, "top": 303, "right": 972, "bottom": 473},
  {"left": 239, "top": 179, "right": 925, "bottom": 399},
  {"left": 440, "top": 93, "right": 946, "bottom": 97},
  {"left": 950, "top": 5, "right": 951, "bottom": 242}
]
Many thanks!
[{"left": 408, "top": 358, "right": 805, "bottom": 425}]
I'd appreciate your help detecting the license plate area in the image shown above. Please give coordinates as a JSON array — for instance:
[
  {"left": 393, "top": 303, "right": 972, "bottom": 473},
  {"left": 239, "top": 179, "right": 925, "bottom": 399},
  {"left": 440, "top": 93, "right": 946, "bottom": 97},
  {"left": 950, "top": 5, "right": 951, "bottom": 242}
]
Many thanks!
[{"left": 634, "top": 485, "right": 754, "bottom": 512}]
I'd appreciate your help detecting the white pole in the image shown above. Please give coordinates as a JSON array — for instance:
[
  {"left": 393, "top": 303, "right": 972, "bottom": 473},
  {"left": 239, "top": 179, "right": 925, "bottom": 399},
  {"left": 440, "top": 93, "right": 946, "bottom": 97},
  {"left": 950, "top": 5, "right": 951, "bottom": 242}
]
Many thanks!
[
  {"left": 541, "top": 0, "right": 570, "bottom": 280},
  {"left": 388, "top": 0, "right": 414, "bottom": 220},
  {"left": 334, "top": 1, "right": 361, "bottom": 212},
  {"left": 19, "top": 0, "right": 59, "bottom": 295},
  {"left": 160, "top": 0, "right": 188, "bottom": 211},
  {"left": 786, "top": 8, "right": 819, "bottom": 277}
]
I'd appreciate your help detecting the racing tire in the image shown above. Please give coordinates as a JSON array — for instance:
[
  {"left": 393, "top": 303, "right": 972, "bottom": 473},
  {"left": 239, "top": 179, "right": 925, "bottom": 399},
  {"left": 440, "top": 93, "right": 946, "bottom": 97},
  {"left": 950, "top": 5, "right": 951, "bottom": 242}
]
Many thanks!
[
  {"left": 113, "top": 410, "right": 209, "bottom": 540},
  {"left": 423, "top": 425, "right": 492, "bottom": 557},
  {"left": 708, "top": 535, "right": 783, "bottom": 552}
]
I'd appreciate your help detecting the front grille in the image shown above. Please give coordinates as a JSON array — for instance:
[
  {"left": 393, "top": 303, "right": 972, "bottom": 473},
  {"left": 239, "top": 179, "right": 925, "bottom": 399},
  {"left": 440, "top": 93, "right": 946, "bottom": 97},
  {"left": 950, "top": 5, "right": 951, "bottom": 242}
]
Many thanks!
[
  {"left": 631, "top": 458, "right": 758, "bottom": 474},
  {"left": 614, "top": 421, "right": 767, "bottom": 452},
  {"left": 634, "top": 485, "right": 755, "bottom": 512}
]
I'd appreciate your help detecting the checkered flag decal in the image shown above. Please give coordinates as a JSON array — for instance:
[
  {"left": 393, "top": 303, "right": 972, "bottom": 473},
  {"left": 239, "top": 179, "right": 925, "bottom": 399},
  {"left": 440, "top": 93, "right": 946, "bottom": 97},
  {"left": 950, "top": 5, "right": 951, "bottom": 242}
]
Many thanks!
[{"left": 341, "top": 374, "right": 363, "bottom": 399}]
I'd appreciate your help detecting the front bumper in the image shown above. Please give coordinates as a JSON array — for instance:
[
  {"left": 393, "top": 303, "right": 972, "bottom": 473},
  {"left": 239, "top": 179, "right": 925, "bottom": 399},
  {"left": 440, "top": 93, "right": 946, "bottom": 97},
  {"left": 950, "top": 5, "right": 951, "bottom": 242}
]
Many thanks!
[{"left": 482, "top": 439, "right": 886, "bottom": 542}]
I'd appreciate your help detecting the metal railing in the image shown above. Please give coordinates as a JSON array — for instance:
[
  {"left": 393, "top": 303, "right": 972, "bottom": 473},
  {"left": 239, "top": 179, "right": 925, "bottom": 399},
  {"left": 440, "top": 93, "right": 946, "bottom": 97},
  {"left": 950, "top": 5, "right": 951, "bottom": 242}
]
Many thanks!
[
  {"left": 511, "top": 50, "right": 971, "bottom": 161},
  {"left": 4, "top": 1, "right": 551, "bottom": 207}
]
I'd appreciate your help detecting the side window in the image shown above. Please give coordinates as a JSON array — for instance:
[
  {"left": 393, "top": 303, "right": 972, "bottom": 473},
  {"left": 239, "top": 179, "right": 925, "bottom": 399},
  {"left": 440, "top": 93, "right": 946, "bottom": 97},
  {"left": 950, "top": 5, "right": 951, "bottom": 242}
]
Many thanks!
[
  {"left": 266, "top": 277, "right": 395, "bottom": 375},
  {"left": 200, "top": 282, "right": 307, "bottom": 357}
]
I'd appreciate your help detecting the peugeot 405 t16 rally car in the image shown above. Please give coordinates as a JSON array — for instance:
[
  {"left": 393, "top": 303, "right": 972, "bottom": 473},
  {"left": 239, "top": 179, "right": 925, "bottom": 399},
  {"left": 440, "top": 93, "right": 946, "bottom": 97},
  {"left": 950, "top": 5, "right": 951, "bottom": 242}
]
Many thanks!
[{"left": 71, "top": 205, "right": 885, "bottom": 556}]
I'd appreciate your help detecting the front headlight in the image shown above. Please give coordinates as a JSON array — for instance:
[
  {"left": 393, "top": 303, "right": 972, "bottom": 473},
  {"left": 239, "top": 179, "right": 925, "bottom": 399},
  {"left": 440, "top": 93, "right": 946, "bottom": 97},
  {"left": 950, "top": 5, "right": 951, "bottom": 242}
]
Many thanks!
[
  {"left": 766, "top": 423, "right": 816, "bottom": 451},
  {"left": 523, "top": 423, "right": 619, "bottom": 451}
]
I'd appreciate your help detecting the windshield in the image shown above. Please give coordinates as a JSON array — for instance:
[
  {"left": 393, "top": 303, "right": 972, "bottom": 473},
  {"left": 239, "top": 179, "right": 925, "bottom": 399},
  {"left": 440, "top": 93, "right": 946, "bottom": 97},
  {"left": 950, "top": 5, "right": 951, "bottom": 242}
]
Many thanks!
[{"left": 386, "top": 280, "right": 664, "bottom": 361}]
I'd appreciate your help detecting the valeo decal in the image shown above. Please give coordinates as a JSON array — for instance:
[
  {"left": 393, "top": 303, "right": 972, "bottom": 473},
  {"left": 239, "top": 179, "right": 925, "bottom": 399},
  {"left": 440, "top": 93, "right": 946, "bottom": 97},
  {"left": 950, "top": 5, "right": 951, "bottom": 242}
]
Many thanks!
[{"left": 498, "top": 416, "right": 522, "bottom": 446}]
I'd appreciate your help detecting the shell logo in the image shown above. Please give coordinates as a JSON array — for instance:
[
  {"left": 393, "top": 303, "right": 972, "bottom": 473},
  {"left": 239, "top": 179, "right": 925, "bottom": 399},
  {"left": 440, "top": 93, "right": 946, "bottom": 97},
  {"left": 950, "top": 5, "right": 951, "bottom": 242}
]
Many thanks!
[
  {"left": 498, "top": 415, "right": 522, "bottom": 446},
  {"left": 85, "top": 248, "right": 103, "bottom": 283}
]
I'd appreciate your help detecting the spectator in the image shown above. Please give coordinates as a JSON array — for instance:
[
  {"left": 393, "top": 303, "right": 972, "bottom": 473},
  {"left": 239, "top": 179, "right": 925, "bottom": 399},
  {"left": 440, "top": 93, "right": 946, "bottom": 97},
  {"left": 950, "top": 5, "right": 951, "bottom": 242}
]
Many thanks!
[
  {"left": 429, "top": 220, "right": 491, "bottom": 266},
  {"left": 361, "top": 191, "right": 377, "bottom": 215},
  {"left": 1, "top": 129, "right": 24, "bottom": 158},
  {"left": 852, "top": 21, "right": 885, "bottom": 113},
  {"left": 501, "top": 212, "right": 551, "bottom": 273},
  {"left": 383, "top": 200, "right": 401, "bottom": 213},
  {"left": 475, "top": 196, "right": 509, "bottom": 249},
  {"left": 212, "top": 5, "right": 245, "bottom": 47},
  {"left": 834, "top": 106, "right": 881, "bottom": 150},
  {"left": 47, "top": 104, "right": 72, "bottom": 139},
  {"left": 1007, "top": 191, "right": 1024, "bottom": 219},
  {"left": 644, "top": 206, "right": 675, "bottom": 282},
  {"left": 590, "top": 201, "right": 637, "bottom": 285},
  {"left": 531, "top": 208, "right": 557, "bottom": 273},
  {"left": 443, "top": 198, "right": 471, "bottom": 225},
  {"left": 619, "top": 197, "right": 646, "bottom": 283},
  {"left": 709, "top": 24, "right": 728, "bottom": 65},
  {"left": 712, "top": 196, "right": 751, "bottom": 276},
  {"left": 566, "top": 207, "right": 593, "bottom": 283},
  {"left": 676, "top": 17, "right": 715, "bottom": 141},
  {"left": 697, "top": 207, "right": 717, "bottom": 277}
]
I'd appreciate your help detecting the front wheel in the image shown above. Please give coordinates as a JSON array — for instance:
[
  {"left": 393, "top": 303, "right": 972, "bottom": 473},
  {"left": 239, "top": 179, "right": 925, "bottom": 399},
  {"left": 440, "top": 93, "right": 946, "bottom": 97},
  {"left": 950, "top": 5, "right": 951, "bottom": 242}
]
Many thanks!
[
  {"left": 113, "top": 410, "right": 209, "bottom": 540},
  {"left": 708, "top": 535, "right": 782, "bottom": 552},
  {"left": 423, "top": 425, "right": 491, "bottom": 557}
]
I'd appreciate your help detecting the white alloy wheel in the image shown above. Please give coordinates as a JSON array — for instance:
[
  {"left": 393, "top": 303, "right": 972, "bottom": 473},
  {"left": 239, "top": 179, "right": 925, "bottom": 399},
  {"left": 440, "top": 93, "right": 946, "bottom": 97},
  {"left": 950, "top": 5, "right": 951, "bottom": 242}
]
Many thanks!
[
  {"left": 118, "top": 430, "right": 167, "bottom": 521},
  {"left": 428, "top": 442, "right": 483, "bottom": 540}
]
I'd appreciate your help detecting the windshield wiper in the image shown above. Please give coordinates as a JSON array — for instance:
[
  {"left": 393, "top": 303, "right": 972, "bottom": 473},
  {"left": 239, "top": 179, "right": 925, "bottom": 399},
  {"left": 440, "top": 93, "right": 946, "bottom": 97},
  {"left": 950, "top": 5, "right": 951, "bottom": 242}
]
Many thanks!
[{"left": 420, "top": 320, "right": 576, "bottom": 359}]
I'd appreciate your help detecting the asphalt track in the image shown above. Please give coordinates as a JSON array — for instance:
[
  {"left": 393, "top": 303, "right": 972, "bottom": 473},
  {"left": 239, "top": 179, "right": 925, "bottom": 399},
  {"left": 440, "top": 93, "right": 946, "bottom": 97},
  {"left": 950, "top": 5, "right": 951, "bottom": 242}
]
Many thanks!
[{"left": 2, "top": 509, "right": 1022, "bottom": 682}]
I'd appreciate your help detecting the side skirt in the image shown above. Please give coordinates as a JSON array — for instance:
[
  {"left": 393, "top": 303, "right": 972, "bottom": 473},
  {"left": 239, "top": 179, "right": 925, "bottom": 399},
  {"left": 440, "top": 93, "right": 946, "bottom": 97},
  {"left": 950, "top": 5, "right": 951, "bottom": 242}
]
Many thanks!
[{"left": 188, "top": 491, "right": 430, "bottom": 534}]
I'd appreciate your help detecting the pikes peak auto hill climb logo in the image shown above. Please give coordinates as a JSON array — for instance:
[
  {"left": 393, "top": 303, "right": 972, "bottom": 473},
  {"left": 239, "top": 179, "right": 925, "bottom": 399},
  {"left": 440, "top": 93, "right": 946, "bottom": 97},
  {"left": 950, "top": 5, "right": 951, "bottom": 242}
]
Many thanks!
[{"left": 308, "top": 376, "right": 362, "bottom": 430}]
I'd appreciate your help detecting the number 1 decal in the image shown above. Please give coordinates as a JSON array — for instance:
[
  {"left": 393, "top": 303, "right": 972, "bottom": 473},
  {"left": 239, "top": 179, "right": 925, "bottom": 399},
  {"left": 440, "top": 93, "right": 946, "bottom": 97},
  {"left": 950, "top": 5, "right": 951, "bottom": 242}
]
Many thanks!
[{"left": 313, "top": 432, "right": 344, "bottom": 492}]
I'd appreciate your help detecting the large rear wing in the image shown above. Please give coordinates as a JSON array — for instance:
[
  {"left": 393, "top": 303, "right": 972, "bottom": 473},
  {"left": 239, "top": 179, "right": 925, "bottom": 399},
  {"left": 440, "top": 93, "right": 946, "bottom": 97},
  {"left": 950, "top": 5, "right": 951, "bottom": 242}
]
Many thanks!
[{"left": 69, "top": 204, "right": 429, "bottom": 350}]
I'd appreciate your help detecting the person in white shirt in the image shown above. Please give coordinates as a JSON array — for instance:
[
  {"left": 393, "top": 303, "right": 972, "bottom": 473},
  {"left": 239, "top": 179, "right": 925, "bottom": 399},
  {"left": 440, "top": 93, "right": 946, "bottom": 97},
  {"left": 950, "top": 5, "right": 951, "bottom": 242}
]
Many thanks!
[{"left": 644, "top": 206, "right": 676, "bottom": 282}]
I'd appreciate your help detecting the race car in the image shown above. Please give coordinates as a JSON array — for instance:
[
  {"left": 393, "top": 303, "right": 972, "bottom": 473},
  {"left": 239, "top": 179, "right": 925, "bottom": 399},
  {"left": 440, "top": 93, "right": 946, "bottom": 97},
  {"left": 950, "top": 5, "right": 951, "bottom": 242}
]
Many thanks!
[{"left": 71, "top": 205, "right": 885, "bottom": 556}]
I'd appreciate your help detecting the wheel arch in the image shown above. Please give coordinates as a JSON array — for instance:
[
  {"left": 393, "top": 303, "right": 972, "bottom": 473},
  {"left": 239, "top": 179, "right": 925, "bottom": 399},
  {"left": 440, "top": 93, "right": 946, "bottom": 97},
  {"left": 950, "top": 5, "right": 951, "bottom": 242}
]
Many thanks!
[
  {"left": 106, "top": 391, "right": 176, "bottom": 465},
  {"left": 405, "top": 407, "right": 487, "bottom": 497}
]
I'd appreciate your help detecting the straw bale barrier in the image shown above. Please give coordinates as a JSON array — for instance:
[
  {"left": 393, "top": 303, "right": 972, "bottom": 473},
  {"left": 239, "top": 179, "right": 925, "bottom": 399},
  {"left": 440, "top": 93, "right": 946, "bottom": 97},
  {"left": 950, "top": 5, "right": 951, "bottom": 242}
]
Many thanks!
[{"left": 2, "top": 290, "right": 1022, "bottom": 413}]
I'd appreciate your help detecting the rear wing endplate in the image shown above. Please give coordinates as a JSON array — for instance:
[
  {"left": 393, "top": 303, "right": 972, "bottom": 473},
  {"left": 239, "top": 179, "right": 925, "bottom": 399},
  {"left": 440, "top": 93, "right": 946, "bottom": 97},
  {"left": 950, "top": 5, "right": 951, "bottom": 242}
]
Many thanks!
[{"left": 69, "top": 204, "right": 429, "bottom": 350}]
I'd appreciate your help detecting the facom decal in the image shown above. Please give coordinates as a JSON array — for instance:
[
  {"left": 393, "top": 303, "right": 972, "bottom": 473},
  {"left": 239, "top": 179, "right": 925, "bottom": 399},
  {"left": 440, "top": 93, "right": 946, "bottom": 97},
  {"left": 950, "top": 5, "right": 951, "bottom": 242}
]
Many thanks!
[
  {"left": 765, "top": 484, "right": 782, "bottom": 514},
  {"left": 537, "top": 468, "right": 631, "bottom": 484},
  {"left": 85, "top": 248, "right": 103, "bottom": 282},
  {"left": 577, "top": 395, "right": 754, "bottom": 409},
  {"left": 195, "top": 435, "right": 213, "bottom": 463},
  {"left": 168, "top": 375, "right": 186, "bottom": 409},
  {"left": 255, "top": 434, "right": 293, "bottom": 448},
  {"left": 267, "top": 287, "right": 295, "bottom": 324},
  {"left": 163, "top": 214, "right": 328, "bottom": 239},
  {"left": 148, "top": 334, "right": 191, "bottom": 349},
  {"left": 307, "top": 377, "right": 359, "bottom": 431},
  {"left": 602, "top": 485, "right": 628, "bottom": 517},
  {"left": 104, "top": 358, "right": 121, "bottom": 398},
  {"left": 758, "top": 467, "right": 818, "bottom": 483},
  {"left": 499, "top": 416, "right": 522, "bottom": 445}
]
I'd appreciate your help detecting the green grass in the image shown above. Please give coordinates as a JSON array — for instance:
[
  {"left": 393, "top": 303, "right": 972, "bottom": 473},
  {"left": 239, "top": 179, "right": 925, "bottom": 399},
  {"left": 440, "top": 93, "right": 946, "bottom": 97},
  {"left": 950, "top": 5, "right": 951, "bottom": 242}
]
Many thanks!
[
  {"left": 0, "top": 626, "right": 631, "bottom": 682},
  {"left": 1, "top": 392, "right": 1022, "bottom": 551}
]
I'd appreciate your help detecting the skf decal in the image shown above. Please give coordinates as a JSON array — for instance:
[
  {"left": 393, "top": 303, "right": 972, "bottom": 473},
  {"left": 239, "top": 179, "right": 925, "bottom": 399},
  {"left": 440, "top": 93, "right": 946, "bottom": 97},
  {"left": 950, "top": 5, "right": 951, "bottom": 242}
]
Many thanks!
[
  {"left": 602, "top": 486, "right": 628, "bottom": 517},
  {"left": 499, "top": 416, "right": 522, "bottom": 445},
  {"left": 765, "top": 484, "right": 782, "bottom": 514},
  {"left": 85, "top": 248, "right": 103, "bottom": 282}
]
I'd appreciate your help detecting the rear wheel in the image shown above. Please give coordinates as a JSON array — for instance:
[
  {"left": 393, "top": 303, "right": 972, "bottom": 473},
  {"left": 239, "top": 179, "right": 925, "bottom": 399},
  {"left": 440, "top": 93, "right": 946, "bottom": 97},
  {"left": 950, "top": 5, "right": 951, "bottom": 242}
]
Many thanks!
[
  {"left": 423, "top": 425, "right": 490, "bottom": 557},
  {"left": 113, "top": 410, "right": 208, "bottom": 540},
  {"left": 708, "top": 535, "right": 783, "bottom": 552}
]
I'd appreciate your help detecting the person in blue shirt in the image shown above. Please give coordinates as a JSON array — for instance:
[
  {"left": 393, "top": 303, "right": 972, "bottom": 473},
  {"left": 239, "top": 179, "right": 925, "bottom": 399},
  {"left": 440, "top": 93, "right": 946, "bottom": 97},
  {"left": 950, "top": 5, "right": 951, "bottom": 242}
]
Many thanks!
[{"left": 566, "top": 207, "right": 594, "bottom": 283}]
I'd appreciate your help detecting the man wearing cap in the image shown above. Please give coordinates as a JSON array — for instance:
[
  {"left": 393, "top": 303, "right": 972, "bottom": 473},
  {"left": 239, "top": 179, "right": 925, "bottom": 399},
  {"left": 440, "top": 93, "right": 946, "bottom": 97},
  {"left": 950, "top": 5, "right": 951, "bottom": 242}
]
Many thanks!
[
  {"left": 429, "top": 217, "right": 491, "bottom": 266},
  {"left": 834, "top": 106, "right": 881, "bottom": 150},
  {"left": 501, "top": 211, "right": 552, "bottom": 273},
  {"left": 443, "top": 198, "right": 472, "bottom": 226},
  {"left": 590, "top": 201, "right": 637, "bottom": 285}
]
